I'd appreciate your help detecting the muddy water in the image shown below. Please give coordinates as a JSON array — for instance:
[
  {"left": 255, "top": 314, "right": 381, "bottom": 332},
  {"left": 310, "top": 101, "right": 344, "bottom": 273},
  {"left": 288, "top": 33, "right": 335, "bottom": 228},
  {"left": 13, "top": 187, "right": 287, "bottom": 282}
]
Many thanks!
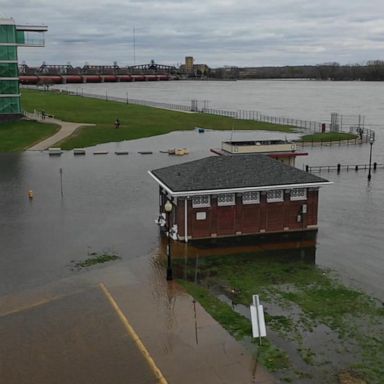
[
  {"left": 0, "top": 128, "right": 383, "bottom": 301},
  {"left": 0, "top": 130, "right": 290, "bottom": 296}
]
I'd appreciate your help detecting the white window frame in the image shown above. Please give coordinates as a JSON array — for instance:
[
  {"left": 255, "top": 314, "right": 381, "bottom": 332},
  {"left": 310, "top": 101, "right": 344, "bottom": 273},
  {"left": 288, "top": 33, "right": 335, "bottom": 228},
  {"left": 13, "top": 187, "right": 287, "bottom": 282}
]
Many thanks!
[
  {"left": 290, "top": 188, "right": 307, "bottom": 201},
  {"left": 217, "top": 193, "right": 235, "bottom": 206},
  {"left": 192, "top": 195, "right": 210, "bottom": 208},
  {"left": 266, "top": 189, "right": 283, "bottom": 202},
  {"left": 242, "top": 191, "right": 260, "bottom": 205}
]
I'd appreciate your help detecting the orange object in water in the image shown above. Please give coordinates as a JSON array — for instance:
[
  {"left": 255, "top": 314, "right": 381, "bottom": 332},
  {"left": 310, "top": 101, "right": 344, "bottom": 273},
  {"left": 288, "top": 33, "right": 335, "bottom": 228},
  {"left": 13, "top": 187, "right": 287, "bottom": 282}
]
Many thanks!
[{"left": 28, "top": 190, "right": 33, "bottom": 199}]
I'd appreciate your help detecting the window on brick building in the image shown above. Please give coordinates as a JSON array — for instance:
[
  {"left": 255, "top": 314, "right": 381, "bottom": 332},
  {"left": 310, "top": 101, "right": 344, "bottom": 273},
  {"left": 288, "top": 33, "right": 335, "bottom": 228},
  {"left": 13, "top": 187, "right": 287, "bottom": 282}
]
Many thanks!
[
  {"left": 242, "top": 191, "right": 260, "bottom": 204},
  {"left": 217, "top": 193, "right": 235, "bottom": 206},
  {"left": 192, "top": 195, "right": 210, "bottom": 208},
  {"left": 290, "top": 188, "right": 307, "bottom": 201},
  {"left": 266, "top": 189, "right": 283, "bottom": 202}
]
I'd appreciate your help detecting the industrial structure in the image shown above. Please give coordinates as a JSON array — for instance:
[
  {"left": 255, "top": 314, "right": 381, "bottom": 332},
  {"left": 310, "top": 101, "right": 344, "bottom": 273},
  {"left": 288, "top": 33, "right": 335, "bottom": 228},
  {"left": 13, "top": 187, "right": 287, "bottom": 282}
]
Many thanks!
[
  {"left": 0, "top": 18, "right": 47, "bottom": 120},
  {"left": 18, "top": 59, "right": 175, "bottom": 85},
  {"left": 179, "top": 56, "right": 209, "bottom": 77},
  {"left": 18, "top": 56, "right": 210, "bottom": 83}
]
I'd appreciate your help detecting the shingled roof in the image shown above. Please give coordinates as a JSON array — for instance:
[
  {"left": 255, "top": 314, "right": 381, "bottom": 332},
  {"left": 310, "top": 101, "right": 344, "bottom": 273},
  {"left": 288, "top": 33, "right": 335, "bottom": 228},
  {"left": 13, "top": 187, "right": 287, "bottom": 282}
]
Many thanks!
[{"left": 149, "top": 154, "right": 330, "bottom": 194}]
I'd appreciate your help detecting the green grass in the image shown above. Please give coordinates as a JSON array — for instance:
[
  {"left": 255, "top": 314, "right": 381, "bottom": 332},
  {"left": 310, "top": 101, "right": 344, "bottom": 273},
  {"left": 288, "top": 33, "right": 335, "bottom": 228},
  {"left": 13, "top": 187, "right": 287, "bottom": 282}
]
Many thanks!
[
  {"left": 179, "top": 280, "right": 252, "bottom": 339},
  {"left": 20, "top": 89, "right": 294, "bottom": 149},
  {"left": 299, "top": 132, "right": 357, "bottom": 142},
  {"left": 71, "top": 252, "right": 121, "bottom": 269},
  {"left": 0, "top": 119, "right": 59, "bottom": 151},
  {"left": 177, "top": 253, "right": 384, "bottom": 383},
  {"left": 178, "top": 280, "right": 290, "bottom": 372}
]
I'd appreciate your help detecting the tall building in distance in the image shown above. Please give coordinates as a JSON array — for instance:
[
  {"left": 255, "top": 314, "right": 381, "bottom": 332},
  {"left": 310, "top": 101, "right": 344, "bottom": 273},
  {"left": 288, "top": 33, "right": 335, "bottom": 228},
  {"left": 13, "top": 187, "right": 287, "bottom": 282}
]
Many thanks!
[
  {"left": 180, "top": 56, "right": 209, "bottom": 77},
  {"left": 0, "top": 18, "right": 47, "bottom": 120},
  {"left": 184, "top": 56, "right": 194, "bottom": 73}
]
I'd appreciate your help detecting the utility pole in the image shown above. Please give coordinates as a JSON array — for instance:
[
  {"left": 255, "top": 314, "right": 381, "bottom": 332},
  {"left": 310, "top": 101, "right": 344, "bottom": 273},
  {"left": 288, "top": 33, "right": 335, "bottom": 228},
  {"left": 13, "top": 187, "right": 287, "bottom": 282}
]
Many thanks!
[{"left": 133, "top": 27, "right": 136, "bottom": 66}]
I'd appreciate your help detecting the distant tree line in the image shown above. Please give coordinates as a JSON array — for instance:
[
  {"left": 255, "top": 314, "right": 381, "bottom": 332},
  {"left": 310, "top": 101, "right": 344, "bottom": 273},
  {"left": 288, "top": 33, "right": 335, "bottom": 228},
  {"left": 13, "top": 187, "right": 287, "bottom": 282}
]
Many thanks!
[{"left": 209, "top": 61, "right": 384, "bottom": 81}]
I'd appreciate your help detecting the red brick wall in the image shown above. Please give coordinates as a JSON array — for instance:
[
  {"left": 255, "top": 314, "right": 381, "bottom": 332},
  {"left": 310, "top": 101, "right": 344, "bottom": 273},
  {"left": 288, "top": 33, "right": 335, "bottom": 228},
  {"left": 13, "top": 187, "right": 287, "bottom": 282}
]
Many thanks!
[{"left": 171, "top": 189, "right": 319, "bottom": 241}]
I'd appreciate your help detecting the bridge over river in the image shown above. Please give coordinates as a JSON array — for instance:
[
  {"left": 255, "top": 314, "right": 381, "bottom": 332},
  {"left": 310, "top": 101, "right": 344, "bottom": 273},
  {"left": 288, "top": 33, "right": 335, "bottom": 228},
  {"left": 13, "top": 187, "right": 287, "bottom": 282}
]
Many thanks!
[{"left": 19, "top": 61, "right": 177, "bottom": 85}]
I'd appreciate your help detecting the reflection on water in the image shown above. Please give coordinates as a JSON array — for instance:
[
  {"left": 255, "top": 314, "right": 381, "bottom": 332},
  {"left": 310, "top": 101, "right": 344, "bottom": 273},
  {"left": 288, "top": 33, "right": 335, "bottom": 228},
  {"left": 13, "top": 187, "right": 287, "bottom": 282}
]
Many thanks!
[
  {"left": 157, "top": 230, "right": 317, "bottom": 263},
  {"left": 157, "top": 235, "right": 317, "bottom": 282}
]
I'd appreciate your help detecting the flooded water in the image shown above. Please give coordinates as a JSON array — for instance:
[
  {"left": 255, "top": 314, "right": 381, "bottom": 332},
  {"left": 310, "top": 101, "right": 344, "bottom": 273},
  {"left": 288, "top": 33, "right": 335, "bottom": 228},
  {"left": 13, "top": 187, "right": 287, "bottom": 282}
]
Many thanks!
[
  {"left": 2, "top": 80, "right": 382, "bottom": 383},
  {"left": 0, "top": 126, "right": 383, "bottom": 300},
  {"left": 2, "top": 80, "right": 384, "bottom": 298}
]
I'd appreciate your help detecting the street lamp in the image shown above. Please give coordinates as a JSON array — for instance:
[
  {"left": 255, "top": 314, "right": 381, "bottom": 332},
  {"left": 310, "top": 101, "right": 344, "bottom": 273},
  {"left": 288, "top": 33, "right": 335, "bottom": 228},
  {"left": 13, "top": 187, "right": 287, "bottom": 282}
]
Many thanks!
[
  {"left": 164, "top": 200, "right": 173, "bottom": 281},
  {"left": 368, "top": 136, "right": 375, "bottom": 181}
]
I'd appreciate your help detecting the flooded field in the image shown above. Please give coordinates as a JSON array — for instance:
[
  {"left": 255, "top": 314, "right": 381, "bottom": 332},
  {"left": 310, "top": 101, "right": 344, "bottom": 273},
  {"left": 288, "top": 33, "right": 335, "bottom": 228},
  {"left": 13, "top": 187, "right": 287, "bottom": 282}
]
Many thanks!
[
  {"left": 0, "top": 129, "right": 383, "bottom": 300},
  {"left": 4, "top": 80, "right": 383, "bottom": 382},
  {"left": 1, "top": 125, "right": 383, "bottom": 383}
]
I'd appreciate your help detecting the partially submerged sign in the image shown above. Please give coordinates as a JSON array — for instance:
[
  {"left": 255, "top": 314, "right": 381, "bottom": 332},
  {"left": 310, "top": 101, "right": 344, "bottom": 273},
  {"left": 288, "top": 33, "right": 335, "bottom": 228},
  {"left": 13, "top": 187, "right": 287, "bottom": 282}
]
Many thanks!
[{"left": 250, "top": 295, "right": 266, "bottom": 344}]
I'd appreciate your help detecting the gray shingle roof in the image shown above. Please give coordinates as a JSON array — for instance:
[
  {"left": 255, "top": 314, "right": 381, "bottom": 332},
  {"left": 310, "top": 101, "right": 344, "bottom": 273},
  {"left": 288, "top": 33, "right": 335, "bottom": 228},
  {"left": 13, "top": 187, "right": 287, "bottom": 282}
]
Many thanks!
[{"left": 151, "top": 154, "right": 329, "bottom": 193}]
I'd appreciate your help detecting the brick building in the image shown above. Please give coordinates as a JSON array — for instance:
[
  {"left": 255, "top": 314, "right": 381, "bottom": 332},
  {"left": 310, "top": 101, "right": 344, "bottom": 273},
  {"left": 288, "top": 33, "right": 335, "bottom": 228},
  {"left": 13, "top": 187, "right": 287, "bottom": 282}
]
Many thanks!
[{"left": 149, "top": 155, "right": 331, "bottom": 242}]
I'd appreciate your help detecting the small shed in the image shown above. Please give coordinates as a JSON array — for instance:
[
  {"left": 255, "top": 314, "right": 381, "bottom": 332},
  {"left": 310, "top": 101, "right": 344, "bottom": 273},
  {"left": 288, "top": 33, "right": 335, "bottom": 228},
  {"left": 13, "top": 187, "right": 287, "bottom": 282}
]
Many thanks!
[
  {"left": 214, "top": 140, "right": 308, "bottom": 166},
  {"left": 149, "top": 154, "right": 331, "bottom": 242}
]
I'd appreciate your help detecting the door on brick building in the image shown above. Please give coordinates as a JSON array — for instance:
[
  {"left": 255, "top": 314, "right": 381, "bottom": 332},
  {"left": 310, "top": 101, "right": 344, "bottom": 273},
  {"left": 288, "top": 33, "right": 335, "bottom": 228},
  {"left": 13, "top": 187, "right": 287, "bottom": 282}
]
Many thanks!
[
  {"left": 217, "top": 206, "right": 236, "bottom": 236},
  {"left": 266, "top": 203, "right": 285, "bottom": 232},
  {"left": 241, "top": 205, "right": 261, "bottom": 234}
]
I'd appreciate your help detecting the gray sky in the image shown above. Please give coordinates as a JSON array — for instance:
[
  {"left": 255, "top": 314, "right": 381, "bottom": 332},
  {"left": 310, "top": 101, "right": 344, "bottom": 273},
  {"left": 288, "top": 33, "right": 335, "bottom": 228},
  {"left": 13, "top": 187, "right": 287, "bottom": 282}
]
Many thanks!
[{"left": 2, "top": 0, "right": 384, "bottom": 68}]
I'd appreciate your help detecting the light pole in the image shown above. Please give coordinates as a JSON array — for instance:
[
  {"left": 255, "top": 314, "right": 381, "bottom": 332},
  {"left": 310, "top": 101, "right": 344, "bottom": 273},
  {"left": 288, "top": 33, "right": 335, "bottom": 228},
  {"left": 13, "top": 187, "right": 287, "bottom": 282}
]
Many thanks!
[
  {"left": 368, "top": 137, "right": 374, "bottom": 181},
  {"left": 164, "top": 200, "right": 173, "bottom": 281}
]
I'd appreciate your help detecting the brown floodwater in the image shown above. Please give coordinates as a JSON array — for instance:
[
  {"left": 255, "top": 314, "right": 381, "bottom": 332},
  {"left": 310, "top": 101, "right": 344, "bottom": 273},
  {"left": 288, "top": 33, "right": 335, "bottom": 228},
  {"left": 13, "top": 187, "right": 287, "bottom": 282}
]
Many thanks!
[
  {"left": 0, "top": 129, "right": 383, "bottom": 383},
  {"left": 1, "top": 129, "right": 382, "bottom": 299}
]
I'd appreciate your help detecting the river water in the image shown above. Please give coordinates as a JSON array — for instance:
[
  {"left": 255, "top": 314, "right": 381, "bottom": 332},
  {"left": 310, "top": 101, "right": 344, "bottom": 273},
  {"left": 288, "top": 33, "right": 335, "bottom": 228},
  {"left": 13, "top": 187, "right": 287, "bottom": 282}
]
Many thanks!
[
  {"left": 57, "top": 79, "right": 384, "bottom": 130},
  {"left": 1, "top": 81, "right": 383, "bottom": 302}
]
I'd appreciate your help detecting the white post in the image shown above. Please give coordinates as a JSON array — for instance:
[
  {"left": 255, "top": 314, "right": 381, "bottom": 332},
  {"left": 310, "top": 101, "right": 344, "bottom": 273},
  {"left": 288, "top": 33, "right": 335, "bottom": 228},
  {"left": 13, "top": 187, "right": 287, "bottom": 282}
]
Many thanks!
[
  {"left": 184, "top": 198, "right": 188, "bottom": 243},
  {"left": 250, "top": 294, "right": 266, "bottom": 345}
]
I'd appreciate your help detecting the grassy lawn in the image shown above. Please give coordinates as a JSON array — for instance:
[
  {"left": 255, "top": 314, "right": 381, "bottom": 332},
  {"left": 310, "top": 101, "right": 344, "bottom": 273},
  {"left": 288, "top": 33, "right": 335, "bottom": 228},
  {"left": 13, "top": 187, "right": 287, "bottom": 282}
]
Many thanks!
[
  {"left": 0, "top": 120, "right": 59, "bottom": 152},
  {"left": 177, "top": 252, "right": 384, "bottom": 383},
  {"left": 299, "top": 132, "right": 357, "bottom": 142},
  {"left": 20, "top": 89, "right": 294, "bottom": 149}
]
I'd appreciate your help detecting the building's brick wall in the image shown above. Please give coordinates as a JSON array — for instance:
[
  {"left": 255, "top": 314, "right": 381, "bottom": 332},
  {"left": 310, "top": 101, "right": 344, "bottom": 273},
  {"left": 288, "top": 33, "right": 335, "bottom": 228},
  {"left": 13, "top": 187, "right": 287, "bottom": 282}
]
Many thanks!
[{"left": 170, "top": 189, "right": 319, "bottom": 241}]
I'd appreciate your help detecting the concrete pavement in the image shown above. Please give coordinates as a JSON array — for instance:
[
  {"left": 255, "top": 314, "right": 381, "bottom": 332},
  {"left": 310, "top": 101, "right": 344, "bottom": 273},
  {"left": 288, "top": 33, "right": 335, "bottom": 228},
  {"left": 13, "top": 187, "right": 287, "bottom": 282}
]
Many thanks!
[
  {"left": 27, "top": 115, "right": 94, "bottom": 151},
  {"left": 0, "top": 261, "right": 276, "bottom": 384}
]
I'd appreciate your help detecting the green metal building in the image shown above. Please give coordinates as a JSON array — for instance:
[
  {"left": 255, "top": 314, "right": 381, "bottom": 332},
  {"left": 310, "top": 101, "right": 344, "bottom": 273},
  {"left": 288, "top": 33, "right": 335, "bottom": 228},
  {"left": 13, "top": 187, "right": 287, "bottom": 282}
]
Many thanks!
[{"left": 0, "top": 18, "right": 47, "bottom": 120}]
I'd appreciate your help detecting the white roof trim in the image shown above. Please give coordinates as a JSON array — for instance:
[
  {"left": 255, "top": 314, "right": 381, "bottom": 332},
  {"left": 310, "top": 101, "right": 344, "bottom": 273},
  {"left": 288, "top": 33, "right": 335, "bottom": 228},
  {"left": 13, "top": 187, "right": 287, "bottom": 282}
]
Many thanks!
[
  {"left": 0, "top": 18, "right": 15, "bottom": 25},
  {"left": 16, "top": 25, "right": 48, "bottom": 32},
  {"left": 148, "top": 171, "right": 332, "bottom": 197}
]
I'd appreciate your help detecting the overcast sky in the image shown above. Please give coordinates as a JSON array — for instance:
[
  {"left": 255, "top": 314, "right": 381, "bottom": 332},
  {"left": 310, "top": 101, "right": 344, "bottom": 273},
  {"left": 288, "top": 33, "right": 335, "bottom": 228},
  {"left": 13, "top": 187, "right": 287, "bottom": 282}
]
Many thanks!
[{"left": 2, "top": 0, "right": 384, "bottom": 68}]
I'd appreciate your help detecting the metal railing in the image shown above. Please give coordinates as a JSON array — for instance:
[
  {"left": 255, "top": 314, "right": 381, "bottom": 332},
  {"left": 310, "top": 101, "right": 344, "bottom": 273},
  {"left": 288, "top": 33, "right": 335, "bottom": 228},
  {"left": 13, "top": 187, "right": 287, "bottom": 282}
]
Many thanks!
[
  {"left": 40, "top": 87, "right": 377, "bottom": 136},
  {"left": 305, "top": 163, "right": 383, "bottom": 173},
  {"left": 66, "top": 89, "right": 329, "bottom": 131}
]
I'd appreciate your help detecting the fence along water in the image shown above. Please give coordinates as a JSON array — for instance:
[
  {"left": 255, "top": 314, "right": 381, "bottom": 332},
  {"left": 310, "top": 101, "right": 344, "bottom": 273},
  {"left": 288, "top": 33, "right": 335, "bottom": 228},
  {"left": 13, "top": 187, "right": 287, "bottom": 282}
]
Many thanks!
[{"left": 60, "top": 88, "right": 374, "bottom": 136}]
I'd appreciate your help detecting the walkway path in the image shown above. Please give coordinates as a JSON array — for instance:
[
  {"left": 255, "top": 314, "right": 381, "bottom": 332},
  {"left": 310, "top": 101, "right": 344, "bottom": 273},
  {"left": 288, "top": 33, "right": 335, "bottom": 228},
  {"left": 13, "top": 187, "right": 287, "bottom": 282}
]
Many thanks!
[{"left": 27, "top": 114, "right": 94, "bottom": 151}]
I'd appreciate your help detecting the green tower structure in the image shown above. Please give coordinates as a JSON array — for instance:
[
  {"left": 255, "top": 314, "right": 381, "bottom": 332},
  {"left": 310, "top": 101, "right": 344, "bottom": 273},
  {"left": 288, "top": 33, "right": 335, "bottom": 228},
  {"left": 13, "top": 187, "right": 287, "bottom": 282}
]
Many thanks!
[{"left": 0, "top": 18, "right": 47, "bottom": 121}]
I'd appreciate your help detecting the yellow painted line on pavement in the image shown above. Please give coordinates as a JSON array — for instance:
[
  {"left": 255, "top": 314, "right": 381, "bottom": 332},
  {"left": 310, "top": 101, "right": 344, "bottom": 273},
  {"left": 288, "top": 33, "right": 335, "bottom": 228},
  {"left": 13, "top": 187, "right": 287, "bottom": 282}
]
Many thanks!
[
  {"left": 99, "top": 283, "right": 168, "bottom": 384},
  {"left": 0, "top": 296, "right": 60, "bottom": 318}
]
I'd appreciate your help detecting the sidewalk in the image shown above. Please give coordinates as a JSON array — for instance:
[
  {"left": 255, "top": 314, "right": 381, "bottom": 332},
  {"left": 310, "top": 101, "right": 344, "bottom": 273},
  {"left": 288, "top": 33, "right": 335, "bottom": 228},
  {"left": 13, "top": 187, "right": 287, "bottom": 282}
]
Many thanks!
[{"left": 27, "top": 115, "right": 94, "bottom": 151}]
